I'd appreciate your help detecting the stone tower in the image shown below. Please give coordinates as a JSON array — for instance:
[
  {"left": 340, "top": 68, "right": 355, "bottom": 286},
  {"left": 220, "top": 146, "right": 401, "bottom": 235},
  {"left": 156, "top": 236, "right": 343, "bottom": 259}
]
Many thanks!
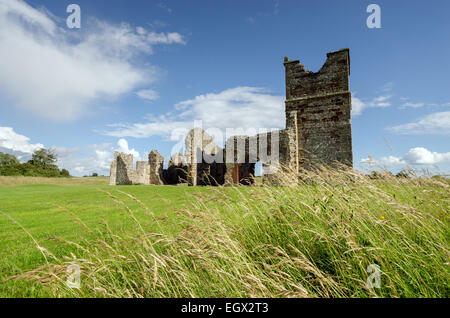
[{"left": 284, "top": 48, "right": 353, "bottom": 168}]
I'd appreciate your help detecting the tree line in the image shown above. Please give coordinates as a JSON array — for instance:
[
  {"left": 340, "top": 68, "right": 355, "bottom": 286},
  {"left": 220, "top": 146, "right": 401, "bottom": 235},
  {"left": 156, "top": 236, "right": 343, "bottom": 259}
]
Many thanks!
[{"left": 0, "top": 148, "right": 70, "bottom": 177}]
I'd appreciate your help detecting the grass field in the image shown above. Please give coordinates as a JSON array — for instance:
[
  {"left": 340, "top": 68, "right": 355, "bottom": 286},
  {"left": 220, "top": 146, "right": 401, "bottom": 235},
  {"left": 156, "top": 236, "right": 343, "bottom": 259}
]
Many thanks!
[{"left": 0, "top": 172, "right": 448, "bottom": 298}]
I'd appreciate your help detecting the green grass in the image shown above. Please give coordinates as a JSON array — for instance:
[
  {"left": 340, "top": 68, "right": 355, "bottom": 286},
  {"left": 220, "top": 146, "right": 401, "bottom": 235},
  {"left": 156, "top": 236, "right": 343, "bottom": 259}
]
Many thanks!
[
  {"left": 0, "top": 172, "right": 448, "bottom": 298},
  {"left": 0, "top": 179, "right": 209, "bottom": 297}
]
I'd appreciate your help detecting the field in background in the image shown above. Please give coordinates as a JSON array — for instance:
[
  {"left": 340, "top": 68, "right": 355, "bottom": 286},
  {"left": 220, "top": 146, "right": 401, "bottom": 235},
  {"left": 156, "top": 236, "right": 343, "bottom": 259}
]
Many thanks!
[
  {"left": 0, "top": 176, "right": 109, "bottom": 187},
  {"left": 0, "top": 171, "right": 448, "bottom": 298}
]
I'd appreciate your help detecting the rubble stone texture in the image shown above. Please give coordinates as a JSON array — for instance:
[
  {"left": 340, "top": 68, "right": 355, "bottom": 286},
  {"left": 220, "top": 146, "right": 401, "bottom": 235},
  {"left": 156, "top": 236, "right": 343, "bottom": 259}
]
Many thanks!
[
  {"left": 148, "top": 149, "right": 165, "bottom": 185},
  {"left": 109, "top": 49, "right": 353, "bottom": 186},
  {"left": 284, "top": 48, "right": 353, "bottom": 168}
]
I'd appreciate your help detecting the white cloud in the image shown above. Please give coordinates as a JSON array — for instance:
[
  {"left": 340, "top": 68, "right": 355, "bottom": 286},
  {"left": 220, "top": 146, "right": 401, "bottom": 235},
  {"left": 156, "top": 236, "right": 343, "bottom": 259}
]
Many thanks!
[
  {"left": 0, "top": 124, "right": 148, "bottom": 176},
  {"left": 0, "top": 126, "right": 44, "bottom": 154},
  {"left": 0, "top": 126, "right": 112, "bottom": 176},
  {"left": 55, "top": 139, "right": 141, "bottom": 177},
  {"left": 146, "top": 31, "right": 185, "bottom": 44},
  {"left": 399, "top": 100, "right": 450, "bottom": 109},
  {"left": 351, "top": 94, "right": 392, "bottom": 117},
  {"left": 105, "top": 120, "right": 193, "bottom": 140},
  {"left": 116, "top": 138, "right": 140, "bottom": 159},
  {"left": 387, "top": 111, "right": 450, "bottom": 135},
  {"left": 361, "top": 155, "right": 406, "bottom": 167},
  {"left": 104, "top": 86, "right": 285, "bottom": 139},
  {"left": 351, "top": 96, "right": 365, "bottom": 116},
  {"left": 402, "top": 147, "right": 450, "bottom": 165},
  {"left": 361, "top": 147, "right": 450, "bottom": 168},
  {"left": 401, "top": 102, "right": 425, "bottom": 108},
  {"left": 54, "top": 143, "right": 113, "bottom": 176},
  {"left": 0, "top": 124, "right": 146, "bottom": 176},
  {"left": 0, "top": 0, "right": 185, "bottom": 121},
  {"left": 136, "top": 89, "right": 159, "bottom": 101},
  {"left": 0, "top": 0, "right": 56, "bottom": 34}
]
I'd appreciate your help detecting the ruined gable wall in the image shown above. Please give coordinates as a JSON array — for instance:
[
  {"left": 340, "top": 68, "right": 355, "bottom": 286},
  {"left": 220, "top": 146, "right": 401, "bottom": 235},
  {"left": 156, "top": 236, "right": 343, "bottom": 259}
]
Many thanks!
[
  {"left": 112, "top": 152, "right": 134, "bottom": 185},
  {"left": 110, "top": 151, "right": 164, "bottom": 185},
  {"left": 223, "top": 130, "right": 297, "bottom": 184},
  {"left": 284, "top": 49, "right": 353, "bottom": 168},
  {"left": 185, "top": 128, "right": 224, "bottom": 185},
  {"left": 135, "top": 161, "right": 151, "bottom": 185},
  {"left": 148, "top": 150, "right": 165, "bottom": 185},
  {"left": 109, "top": 160, "right": 117, "bottom": 185}
]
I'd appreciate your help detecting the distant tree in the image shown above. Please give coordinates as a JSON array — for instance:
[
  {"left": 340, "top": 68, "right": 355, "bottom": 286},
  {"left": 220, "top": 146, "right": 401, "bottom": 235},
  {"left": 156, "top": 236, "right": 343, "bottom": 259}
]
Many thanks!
[
  {"left": 92, "top": 172, "right": 98, "bottom": 177},
  {"left": 0, "top": 152, "right": 20, "bottom": 167},
  {"left": 29, "top": 148, "right": 57, "bottom": 169},
  {"left": 0, "top": 149, "right": 69, "bottom": 178},
  {"left": 0, "top": 152, "right": 21, "bottom": 176}
]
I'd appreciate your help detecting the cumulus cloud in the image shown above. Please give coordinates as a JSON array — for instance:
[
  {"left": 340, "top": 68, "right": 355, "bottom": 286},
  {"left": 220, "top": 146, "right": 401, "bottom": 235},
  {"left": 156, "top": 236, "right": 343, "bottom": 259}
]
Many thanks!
[
  {"left": 386, "top": 111, "right": 450, "bottom": 135},
  {"left": 54, "top": 143, "right": 113, "bottom": 176},
  {"left": 403, "top": 147, "right": 450, "bottom": 165},
  {"left": 361, "top": 147, "right": 450, "bottom": 167},
  {"left": 116, "top": 138, "right": 140, "bottom": 159},
  {"left": 0, "top": 0, "right": 185, "bottom": 121},
  {"left": 351, "top": 96, "right": 366, "bottom": 117},
  {"left": 361, "top": 155, "right": 406, "bottom": 167},
  {"left": 55, "top": 139, "right": 141, "bottom": 176},
  {"left": 0, "top": 126, "right": 112, "bottom": 176},
  {"left": 0, "top": 129, "right": 115, "bottom": 176},
  {"left": 0, "top": 126, "right": 44, "bottom": 154},
  {"left": 104, "top": 86, "right": 285, "bottom": 139},
  {"left": 0, "top": 125, "right": 145, "bottom": 176}
]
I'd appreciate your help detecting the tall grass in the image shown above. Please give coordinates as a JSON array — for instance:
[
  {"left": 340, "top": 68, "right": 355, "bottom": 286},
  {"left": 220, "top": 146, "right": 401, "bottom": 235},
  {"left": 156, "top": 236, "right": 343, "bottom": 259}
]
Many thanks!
[{"left": 7, "top": 167, "right": 449, "bottom": 298}]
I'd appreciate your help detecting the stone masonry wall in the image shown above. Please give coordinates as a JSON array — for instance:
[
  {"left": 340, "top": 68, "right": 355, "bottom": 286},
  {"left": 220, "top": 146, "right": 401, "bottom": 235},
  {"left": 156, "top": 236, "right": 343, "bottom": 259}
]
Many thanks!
[
  {"left": 284, "top": 48, "right": 353, "bottom": 168},
  {"left": 110, "top": 150, "right": 164, "bottom": 185},
  {"left": 110, "top": 49, "right": 353, "bottom": 185},
  {"left": 148, "top": 150, "right": 165, "bottom": 185}
]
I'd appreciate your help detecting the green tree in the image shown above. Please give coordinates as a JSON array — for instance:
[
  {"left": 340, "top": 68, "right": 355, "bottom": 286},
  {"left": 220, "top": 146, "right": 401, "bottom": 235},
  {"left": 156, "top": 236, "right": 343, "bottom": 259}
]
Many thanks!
[
  {"left": 0, "top": 152, "right": 20, "bottom": 167},
  {"left": 60, "top": 169, "right": 70, "bottom": 177},
  {"left": 1, "top": 149, "right": 70, "bottom": 178},
  {"left": 29, "top": 148, "right": 57, "bottom": 169}
]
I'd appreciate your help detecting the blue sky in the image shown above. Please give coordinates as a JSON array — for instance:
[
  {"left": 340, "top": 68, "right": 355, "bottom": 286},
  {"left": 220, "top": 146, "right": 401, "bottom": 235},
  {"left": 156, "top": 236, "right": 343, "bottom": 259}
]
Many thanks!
[{"left": 0, "top": 0, "right": 449, "bottom": 176}]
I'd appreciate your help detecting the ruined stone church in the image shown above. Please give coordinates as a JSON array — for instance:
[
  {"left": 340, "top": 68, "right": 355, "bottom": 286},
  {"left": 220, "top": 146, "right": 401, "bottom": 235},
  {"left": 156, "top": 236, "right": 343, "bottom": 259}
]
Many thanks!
[{"left": 110, "top": 48, "right": 353, "bottom": 186}]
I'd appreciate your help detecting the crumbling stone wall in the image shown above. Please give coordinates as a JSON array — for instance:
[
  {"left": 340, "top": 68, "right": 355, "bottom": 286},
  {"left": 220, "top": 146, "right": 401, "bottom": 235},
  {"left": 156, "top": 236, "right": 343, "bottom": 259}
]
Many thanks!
[
  {"left": 109, "top": 150, "right": 165, "bottom": 185},
  {"left": 284, "top": 48, "right": 353, "bottom": 168},
  {"left": 110, "top": 48, "right": 353, "bottom": 186},
  {"left": 110, "top": 152, "right": 133, "bottom": 185},
  {"left": 185, "top": 128, "right": 225, "bottom": 186},
  {"left": 148, "top": 150, "right": 165, "bottom": 185}
]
